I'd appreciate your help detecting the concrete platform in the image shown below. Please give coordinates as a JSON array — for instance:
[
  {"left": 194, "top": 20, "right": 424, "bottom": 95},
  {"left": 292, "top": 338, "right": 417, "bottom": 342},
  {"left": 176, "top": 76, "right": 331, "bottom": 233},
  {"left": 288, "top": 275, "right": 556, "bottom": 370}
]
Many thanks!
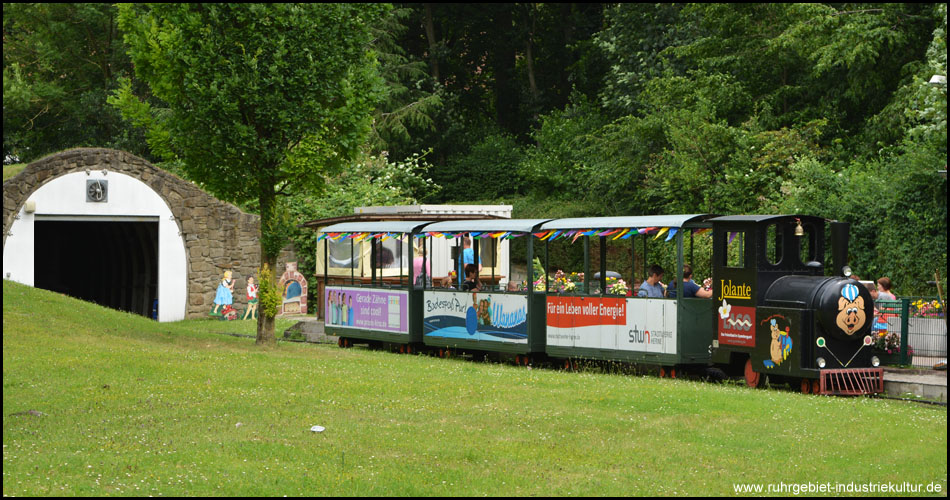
[
  {"left": 883, "top": 367, "right": 947, "bottom": 402},
  {"left": 284, "top": 317, "right": 337, "bottom": 344}
]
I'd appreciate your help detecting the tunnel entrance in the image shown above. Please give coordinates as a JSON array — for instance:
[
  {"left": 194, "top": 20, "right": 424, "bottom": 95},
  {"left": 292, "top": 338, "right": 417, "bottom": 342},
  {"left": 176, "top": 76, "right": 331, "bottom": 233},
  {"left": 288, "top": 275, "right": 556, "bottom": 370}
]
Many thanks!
[{"left": 34, "top": 218, "right": 159, "bottom": 319}]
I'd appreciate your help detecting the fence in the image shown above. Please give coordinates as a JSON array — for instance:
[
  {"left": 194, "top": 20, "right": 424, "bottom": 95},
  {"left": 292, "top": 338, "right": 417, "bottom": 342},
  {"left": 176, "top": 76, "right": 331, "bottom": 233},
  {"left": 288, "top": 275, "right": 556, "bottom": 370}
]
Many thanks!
[{"left": 876, "top": 297, "right": 947, "bottom": 369}]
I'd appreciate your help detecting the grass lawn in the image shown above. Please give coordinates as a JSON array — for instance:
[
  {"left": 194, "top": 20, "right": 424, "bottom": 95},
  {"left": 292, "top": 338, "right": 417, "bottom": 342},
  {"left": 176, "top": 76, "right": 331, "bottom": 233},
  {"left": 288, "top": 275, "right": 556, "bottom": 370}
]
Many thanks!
[
  {"left": 3, "top": 163, "right": 27, "bottom": 181},
  {"left": 3, "top": 279, "right": 947, "bottom": 496}
]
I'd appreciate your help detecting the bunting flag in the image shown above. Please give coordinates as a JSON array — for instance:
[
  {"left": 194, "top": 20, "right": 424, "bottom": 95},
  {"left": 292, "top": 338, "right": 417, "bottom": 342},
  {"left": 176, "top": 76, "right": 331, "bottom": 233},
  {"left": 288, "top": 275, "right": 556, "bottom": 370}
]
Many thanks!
[
  {"left": 353, "top": 233, "right": 369, "bottom": 243},
  {"left": 613, "top": 229, "right": 630, "bottom": 240},
  {"left": 653, "top": 227, "right": 669, "bottom": 240},
  {"left": 665, "top": 228, "right": 678, "bottom": 241},
  {"left": 693, "top": 227, "right": 712, "bottom": 235},
  {"left": 571, "top": 230, "right": 586, "bottom": 244},
  {"left": 620, "top": 229, "right": 635, "bottom": 239},
  {"left": 728, "top": 231, "right": 738, "bottom": 245}
]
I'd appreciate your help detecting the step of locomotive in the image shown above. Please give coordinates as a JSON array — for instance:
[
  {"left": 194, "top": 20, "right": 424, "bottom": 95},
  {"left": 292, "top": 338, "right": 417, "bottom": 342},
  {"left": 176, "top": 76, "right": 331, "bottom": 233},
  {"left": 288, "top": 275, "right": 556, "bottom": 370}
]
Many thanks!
[{"left": 882, "top": 367, "right": 947, "bottom": 402}]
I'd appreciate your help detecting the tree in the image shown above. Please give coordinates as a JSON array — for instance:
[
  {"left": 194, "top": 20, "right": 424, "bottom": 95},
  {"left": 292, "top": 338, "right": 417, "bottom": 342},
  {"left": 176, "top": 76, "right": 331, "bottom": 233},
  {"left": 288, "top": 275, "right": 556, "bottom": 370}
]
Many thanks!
[
  {"left": 112, "top": 3, "right": 386, "bottom": 345},
  {"left": 2, "top": 3, "right": 149, "bottom": 162}
]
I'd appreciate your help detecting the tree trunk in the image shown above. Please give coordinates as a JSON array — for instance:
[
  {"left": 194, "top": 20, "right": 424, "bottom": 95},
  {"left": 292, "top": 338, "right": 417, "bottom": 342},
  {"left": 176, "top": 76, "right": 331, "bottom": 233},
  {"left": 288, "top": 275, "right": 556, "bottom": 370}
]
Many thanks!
[
  {"left": 423, "top": 4, "right": 440, "bottom": 83},
  {"left": 256, "top": 187, "right": 278, "bottom": 347},
  {"left": 525, "top": 5, "right": 538, "bottom": 100},
  {"left": 492, "top": 5, "right": 518, "bottom": 133}
]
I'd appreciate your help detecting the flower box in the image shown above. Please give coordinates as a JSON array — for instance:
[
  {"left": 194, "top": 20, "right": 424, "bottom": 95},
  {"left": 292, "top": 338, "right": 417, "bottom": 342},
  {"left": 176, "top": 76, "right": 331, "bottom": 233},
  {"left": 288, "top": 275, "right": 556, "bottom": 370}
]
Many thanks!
[{"left": 874, "top": 350, "right": 913, "bottom": 367}]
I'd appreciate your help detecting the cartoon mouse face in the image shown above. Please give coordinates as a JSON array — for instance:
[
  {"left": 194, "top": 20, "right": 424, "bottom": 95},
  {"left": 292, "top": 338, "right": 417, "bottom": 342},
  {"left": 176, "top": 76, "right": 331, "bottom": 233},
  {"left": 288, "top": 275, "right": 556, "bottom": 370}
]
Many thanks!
[{"left": 835, "top": 284, "right": 866, "bottom": 336}]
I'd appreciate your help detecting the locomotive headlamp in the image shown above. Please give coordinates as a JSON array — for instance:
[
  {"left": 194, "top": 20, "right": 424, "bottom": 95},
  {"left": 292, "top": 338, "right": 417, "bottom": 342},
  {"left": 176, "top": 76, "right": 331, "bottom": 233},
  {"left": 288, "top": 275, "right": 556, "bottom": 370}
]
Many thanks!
[
  {"left": 871, "top": 356, "right": 881, "bottom": 368},
  {"left": 842, "top": 265, "right": 852, "bottom": 277},
  {"left": 817, "top": 357, "right": 827, "bottom": 368},
  {"left": 794, "top": 218, "right": 805, "bottom": 237}
]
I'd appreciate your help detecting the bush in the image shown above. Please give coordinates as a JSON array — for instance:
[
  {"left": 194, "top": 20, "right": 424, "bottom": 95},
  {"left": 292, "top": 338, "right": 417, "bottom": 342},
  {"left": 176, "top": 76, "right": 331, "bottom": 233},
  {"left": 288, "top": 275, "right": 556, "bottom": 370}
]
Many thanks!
[{"left": 437, "top": 129, "right": 525, "bottom": 201}]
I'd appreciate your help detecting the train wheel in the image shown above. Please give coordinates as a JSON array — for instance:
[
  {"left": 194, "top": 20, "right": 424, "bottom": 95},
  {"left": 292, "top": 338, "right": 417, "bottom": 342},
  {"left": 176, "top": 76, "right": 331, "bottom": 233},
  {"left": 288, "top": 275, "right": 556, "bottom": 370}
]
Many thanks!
[
  {"left": 438, "top": 348, "right": 445, "bottom": 358},
  {"left": 743, "top": 360, "right": 761, "bottom": 388},
  {"left": 337, "top": 337, "right": 344, "bottom": 348},
  {"left": 812, "top": 380, "right": 821, "bottom": 395},
  {"left": 658, "top": 367, "right": 666, "bottom": 378},
  {"left": 670, "top": 368, "right": 677, "bottom": 379},
  {"left": 399, "top": 345, "right": 406, "bottom": 354},
  {"left": 801, "top": 379, "right": 811, "bottom": 394},
  {"left": 407, "top": 345, "right": 414, "bottom": 355}
]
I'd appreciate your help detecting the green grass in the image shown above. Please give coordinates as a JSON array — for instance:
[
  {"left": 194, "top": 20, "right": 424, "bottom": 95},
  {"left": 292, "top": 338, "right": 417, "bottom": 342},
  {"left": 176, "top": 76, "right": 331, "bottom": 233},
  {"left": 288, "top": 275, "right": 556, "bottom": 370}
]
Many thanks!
[
  {"left": 3, "top": 163, "right": 27, "bottom": 181},
  {"left": 3, "top": 280, "right": 947, "bottom": 496}
]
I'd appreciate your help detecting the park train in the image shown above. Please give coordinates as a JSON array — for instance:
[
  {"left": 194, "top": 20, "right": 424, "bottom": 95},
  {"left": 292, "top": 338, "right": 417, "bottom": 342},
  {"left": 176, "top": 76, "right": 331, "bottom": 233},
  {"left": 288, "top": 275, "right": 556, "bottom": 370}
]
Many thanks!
[{"left": 313, "top": 214, "right": 884, "bottom": 396}]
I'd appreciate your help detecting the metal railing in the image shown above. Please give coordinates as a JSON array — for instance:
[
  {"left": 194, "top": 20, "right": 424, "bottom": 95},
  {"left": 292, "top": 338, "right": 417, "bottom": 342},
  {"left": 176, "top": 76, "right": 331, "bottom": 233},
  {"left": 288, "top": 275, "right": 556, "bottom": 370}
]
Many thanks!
[{"left": 876, "top": 297, "right": 947, "bottom": 369}]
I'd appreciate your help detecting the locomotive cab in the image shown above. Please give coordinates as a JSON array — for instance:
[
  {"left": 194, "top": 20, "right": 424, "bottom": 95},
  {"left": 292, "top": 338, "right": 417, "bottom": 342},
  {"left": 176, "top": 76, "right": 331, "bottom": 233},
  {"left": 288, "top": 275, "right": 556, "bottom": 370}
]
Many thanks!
[{"left": 709, "top": 215, "right": 883, "bottom": 394}]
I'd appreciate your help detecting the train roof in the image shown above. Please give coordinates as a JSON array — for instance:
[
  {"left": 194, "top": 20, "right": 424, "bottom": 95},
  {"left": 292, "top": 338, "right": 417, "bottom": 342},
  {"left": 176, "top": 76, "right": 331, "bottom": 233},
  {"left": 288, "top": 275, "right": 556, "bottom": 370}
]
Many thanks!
[
  {"left": 540, "top": 214, "right": 713, "bottom": 230},
  {"left": 318, "top": 221, "right": 435, "bottom": 234},
  {"left": 421, "top": 219, "right": 552, "bottom": 233},
  {"left": 708, "top": 214, "right": 824, "bottom": 224}
]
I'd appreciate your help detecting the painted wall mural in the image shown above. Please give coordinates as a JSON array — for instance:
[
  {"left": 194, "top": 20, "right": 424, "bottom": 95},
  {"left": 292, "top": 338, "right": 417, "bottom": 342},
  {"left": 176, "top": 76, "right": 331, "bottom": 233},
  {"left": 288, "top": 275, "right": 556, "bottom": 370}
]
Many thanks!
[
  {"left": 278, "top": 262, "right": 308, "bottom": 315},
  {"left": 210, "top": 270, "right": 238, "bottom": 320}
]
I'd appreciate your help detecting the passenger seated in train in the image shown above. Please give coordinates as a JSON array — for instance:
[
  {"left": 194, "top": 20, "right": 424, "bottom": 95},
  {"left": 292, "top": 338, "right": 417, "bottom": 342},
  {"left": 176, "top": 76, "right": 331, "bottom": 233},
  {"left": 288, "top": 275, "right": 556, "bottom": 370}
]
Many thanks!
[
  {"left": 636, "top": 265, "right": 666, "bottom": 298},
  {"left": 506, "top": 281, "right": 522, "bottom": 292},
  {"left": 666, "top": 264, "right": 712, "bottom": 298},
  {"left": 461, "top": 263, "right": 480, "bottom": 292}
]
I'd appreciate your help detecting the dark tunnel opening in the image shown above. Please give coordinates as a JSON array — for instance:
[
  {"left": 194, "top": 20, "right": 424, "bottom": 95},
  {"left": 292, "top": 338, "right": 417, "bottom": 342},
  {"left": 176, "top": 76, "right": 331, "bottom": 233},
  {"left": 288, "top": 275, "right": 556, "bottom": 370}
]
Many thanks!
[{"left": 34, "top": 219, "right": 159, "bottom": 319}]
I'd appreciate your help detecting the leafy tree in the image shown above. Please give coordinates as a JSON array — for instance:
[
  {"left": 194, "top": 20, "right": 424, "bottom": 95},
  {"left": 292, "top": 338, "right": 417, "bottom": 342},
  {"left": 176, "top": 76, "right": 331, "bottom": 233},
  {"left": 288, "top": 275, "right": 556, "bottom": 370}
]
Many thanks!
[
  {"left": 2, "top": 3, "right": 149, "bottom": 162},
  {"left": 366, "top": 6, "right": 443, "bottom": 156},
  {"left": 112, "top": 3, "right": 387, "bottom": 345},
  {"left": 286, "top": 150, "right": 440, "bottom": 283}
]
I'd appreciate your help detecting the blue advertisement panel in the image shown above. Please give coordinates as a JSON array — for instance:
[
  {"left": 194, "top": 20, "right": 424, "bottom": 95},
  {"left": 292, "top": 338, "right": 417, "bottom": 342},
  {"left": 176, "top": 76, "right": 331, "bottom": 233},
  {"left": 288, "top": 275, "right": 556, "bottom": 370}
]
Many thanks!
[{"left": 423, "top": 290, "right": 528, "bottom": 344}]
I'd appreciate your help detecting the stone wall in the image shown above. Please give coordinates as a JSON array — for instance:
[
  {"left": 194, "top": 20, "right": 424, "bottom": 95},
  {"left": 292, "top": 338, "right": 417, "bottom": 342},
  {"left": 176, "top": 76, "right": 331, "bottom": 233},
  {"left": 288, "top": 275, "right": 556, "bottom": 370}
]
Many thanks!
[{"left": 2, "top": 148, "right": 295, "bottom": 318}]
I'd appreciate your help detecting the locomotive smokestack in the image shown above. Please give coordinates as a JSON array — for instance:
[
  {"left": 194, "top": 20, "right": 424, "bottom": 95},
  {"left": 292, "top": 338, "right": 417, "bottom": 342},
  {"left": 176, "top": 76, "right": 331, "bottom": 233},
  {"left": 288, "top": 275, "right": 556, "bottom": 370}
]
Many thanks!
[{"left": 830, "top": 221, "right": 850, "bottom": 277}]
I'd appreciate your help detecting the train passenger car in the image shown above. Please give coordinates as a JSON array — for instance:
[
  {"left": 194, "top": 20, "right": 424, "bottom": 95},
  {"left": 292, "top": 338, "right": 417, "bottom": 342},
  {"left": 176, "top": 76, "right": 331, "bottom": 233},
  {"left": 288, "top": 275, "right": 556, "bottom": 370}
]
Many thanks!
[
  {"left": 418, "top": 219, "right": 551, "bottom": 363},
  {"left": 318, "top": 221, "right": 433, "bottom": 351},
  {"left": 709, "top": 215, "right": 883, "bottom": 395},
  {"left": 537, "top": 215, "right": 715, "bottom": 376}
]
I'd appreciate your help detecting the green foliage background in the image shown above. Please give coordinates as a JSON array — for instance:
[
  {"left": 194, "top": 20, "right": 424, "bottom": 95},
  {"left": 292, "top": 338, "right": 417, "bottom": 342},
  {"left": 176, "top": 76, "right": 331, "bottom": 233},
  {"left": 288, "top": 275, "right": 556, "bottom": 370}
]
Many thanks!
[{"left": 3, "top": 3, "right": 946, "bottom": 294}]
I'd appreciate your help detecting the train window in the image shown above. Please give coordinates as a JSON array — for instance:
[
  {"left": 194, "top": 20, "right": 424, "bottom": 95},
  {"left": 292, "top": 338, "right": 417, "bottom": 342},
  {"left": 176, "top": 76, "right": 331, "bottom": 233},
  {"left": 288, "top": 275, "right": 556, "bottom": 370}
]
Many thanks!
[
  {"left": 765, "top": 223, "right": 782, "bottom": 265},
  {"left": 377, "top": 237, "right": 409, "bottom": 272},
  {"left": 328, "top": 239, "right": 358, "bottom": 270},
  {"left": 723, "top": 231, "right": 746, "bottom": 268},
  {"left": 478, "top": 237, "right": 501, "bottom": 276},
  {"left": 799, "top": 223, "right": 817, "bottom": 264}
]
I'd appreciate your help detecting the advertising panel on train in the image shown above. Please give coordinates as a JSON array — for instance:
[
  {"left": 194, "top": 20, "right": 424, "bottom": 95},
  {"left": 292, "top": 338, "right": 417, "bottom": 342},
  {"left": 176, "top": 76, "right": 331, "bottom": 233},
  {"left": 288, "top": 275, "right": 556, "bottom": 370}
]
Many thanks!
[
  {"left": 325, "top": 285, "right": 409, "bottom": 334},
  {"left": 423, "top": 290, "right": 528, "bottom": 344},
  {"left": 546, "top": 296, "right": 678, "bottom": 354}
]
